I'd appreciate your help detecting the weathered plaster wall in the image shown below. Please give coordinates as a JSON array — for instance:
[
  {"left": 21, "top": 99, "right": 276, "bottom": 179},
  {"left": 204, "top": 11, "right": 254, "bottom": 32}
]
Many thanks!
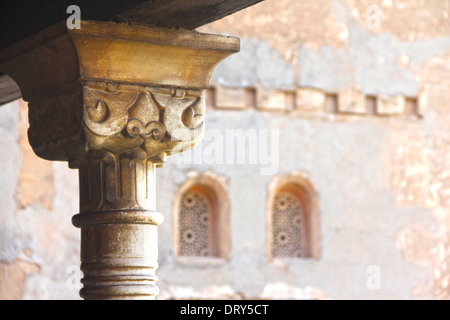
[
  {"left": 155, "top": 108, "right": 437, "bottom": 300},
  {"left": 158, "top": 0, "right": 449, "bottom": 299},
  {"left": 0, "top": 100, "right": 80, "bottom": 300},
  {"left": 200, "top": 0, "right": 450, "bottom": 96},
  {"left": 0, "top": 0, "right": 449, "bottom": 299}
]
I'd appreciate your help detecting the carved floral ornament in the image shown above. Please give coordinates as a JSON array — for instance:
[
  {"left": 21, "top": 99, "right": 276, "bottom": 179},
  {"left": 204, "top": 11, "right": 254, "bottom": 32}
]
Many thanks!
[
  {"left": 26, "top": 81, "right": 206, "bottom": 167},
  {"left": 82, "top": 81, "right": 206, "bottom": 166}
]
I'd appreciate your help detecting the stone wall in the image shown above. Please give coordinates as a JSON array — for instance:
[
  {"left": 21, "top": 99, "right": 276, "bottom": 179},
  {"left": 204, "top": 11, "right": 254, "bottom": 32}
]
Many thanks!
[
  {"left": 0, "top": 100, "right": 80, "bottom": 299},
  {"left": 1, "top": 0, "right": 450, "bottom": 299}
]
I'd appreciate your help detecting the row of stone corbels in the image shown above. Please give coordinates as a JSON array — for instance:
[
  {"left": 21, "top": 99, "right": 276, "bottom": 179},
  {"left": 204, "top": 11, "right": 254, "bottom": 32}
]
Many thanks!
[{"left": 207, "top": 84, "right": 421, "bottom": 117}]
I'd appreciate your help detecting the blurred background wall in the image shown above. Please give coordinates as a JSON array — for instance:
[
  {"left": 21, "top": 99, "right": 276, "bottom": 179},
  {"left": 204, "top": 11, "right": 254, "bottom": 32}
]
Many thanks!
[{"left": 1, "top": 0, "right": 450, "bottom": 299}]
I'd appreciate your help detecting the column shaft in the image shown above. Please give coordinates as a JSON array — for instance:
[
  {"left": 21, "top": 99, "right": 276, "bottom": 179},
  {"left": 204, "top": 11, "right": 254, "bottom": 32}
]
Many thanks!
[{"left": 72, "top": 159, "right": 163, "bottom": 299}]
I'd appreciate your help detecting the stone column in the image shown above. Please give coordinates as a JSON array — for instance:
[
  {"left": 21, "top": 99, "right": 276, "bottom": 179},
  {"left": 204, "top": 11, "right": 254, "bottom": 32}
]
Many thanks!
[{"left": 0, "top": 21, "right": 239, "bottom": 299}]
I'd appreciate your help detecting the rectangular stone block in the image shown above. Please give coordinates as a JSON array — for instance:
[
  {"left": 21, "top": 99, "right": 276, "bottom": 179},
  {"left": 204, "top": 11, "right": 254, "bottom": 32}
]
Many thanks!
[
  {"left": 215, "top": 85, "right": 247, "bottom": 110},
  {"left": 257, "top": 88, "right": 294, "bottom": 111},
  {"left": 295, "top": 88, "right": 325, "bottom": 112},
  {"left": 377, "top": 94, "right": 405, "bottom": 115},
  {"left": 338, "top": 87, "right": 365, "bottom": 114},
  {"left": 295, "top": 87, "right": 326, "bottom": 113}
]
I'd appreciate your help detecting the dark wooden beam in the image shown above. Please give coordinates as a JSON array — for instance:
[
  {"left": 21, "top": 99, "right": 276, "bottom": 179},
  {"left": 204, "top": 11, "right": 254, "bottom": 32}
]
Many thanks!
[
  {"left": 0, "top": 0, "right": 149, "bottom": 51},
  {"left": 0, "top": 74, "right": 21, "bottom": 106},
  {"left": 0, "top": 0, "right": 263, "bottom": 50},
  {"left": 116, "top": 0, "right": 264, "bottom": 30}
]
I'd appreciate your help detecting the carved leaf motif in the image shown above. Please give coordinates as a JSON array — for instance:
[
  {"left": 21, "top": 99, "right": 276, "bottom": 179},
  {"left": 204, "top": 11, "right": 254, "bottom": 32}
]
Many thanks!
[
  {"left": 83, "top": 87, "right": 140, "bottom": 136},
  {"left": 26, "top": 81, "right": 84, "bottom": 161},
  {"left": 181, "top": 106, "right": 195, "bottom": 129},
  {"left": 153, "top": 92, "right": 205, "bottom": 142},
  {"left": 80, "top": 84, "right": 206, "bottom": 160},
  {"left": 126, "top": 119, "right": 166, "bottom": 141},
  {"left": 85, "top": 98, "right": 108, "bottom": 123},
  {"left": 128, "top": 92, "right": 160, "bottom": 125}
]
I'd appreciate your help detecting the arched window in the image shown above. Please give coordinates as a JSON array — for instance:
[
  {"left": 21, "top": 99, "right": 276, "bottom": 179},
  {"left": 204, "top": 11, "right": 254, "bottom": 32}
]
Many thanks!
[
  {"left": 267, "top": 172, "right": 320, "bottom": 261},
  {"left": 178, "top": 187, "right": 215, "bottom": 257},
  {"left": 173, "top": 171, "right": 230, "bottom": 262}
]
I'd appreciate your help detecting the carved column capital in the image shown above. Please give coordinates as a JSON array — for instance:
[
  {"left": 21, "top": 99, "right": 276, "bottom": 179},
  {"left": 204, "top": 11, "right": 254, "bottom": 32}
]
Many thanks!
[
  {"left": 80, "top": 81, "right": 206, "bottom": 165},
  {"left": 0, "top": 21, "right": 239, "bottom": 299},
  {"left": 1, "top": 21, "right": 238, "bottom": 162}
]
